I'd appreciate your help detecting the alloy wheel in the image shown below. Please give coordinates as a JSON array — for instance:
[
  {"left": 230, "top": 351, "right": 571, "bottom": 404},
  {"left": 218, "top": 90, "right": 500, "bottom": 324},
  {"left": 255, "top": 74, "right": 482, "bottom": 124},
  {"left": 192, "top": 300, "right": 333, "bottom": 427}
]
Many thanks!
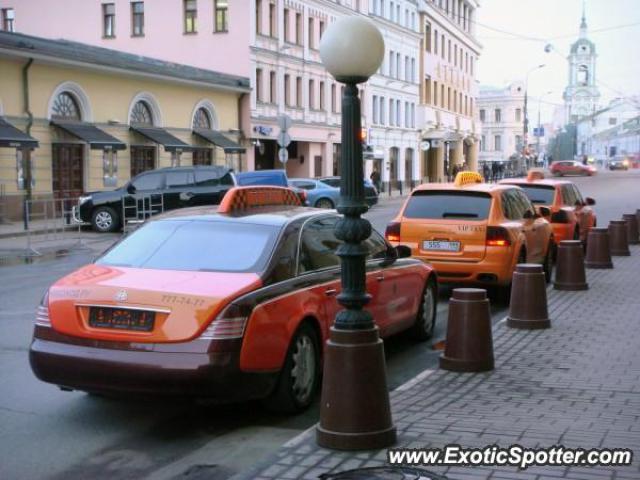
[
  {"left": 95, "top": 211, "right": 113, "bottom": 230},
  {"left": 290, "top": 334, "right": 316, "bottom": 405}
]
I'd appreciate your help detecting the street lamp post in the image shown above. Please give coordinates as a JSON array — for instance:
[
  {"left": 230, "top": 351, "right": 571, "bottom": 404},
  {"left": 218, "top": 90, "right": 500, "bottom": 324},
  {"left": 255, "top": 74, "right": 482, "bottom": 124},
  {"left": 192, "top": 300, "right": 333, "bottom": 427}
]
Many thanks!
[
  {"left": 317, "top": 17, "right": 396, "bottom": 450},
  {"left": 536, "top": 90, "right": 553, "bottom": 163},
  {"left": 523, "top": 64, "right": 545, "bottom": 169}
]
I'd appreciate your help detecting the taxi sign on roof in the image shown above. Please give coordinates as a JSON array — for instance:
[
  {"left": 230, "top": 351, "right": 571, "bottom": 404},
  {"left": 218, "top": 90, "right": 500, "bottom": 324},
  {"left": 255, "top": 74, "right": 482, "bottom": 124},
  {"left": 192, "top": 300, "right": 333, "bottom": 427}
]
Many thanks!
[
  {"left": 527, "top": 169, "right": 545, "bottom": 181},
  {"left": 454, "top": 171, "right": 484, "bottom": 187},
  {"left": 218, "top": 186, "right": 302, "bottom": 214}
]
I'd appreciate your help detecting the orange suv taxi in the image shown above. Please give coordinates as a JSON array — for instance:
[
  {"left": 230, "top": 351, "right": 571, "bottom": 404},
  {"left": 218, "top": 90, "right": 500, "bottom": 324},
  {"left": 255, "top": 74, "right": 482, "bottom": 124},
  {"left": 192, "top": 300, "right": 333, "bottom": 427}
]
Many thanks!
[
  {"left": 500, "top": 170, "right": 597, "bottom": 244},
  {"left": 386, "top": 172, "right": 555, "bottom": 290}
]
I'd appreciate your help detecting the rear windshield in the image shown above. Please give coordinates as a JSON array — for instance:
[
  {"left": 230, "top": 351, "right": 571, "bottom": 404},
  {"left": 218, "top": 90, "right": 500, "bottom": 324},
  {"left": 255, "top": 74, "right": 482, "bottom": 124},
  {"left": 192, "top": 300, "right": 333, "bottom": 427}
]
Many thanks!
[
  {"left": 403, "top": 191, "right": 492, "bottom": 220},
  {"left": 97, "top": 220, "right": 279, "bottom": 272},
  {"left": 516, "top": 185, "right": 556, "bottom": 205}
]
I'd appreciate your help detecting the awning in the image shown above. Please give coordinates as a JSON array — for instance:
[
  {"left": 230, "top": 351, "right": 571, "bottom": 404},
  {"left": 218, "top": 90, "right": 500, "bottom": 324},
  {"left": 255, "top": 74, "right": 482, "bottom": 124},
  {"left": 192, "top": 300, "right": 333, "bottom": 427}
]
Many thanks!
[
  {"left": 0, "top": 117, "right": 39, "bottom": 148},
  {"left": 130, "top": 126, "right": 193, "bottom": 152},
  {"left": 193, "top": 128, "right": 246, "bottom": 153},
  {"left": 51, "top": 121, "right": 126, "bottom": 150}
]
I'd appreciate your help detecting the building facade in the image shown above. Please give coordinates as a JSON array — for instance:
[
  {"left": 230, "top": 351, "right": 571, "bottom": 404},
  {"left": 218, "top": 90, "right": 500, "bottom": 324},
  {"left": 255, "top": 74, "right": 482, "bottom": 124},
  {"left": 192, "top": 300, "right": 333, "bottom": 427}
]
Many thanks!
[
  {"left": 477, "top": 82, "right": 526, "bottom": 164},
  {"left": 417, "top": 0, "right": 481, "bottom": 182},
  {"left": 562, "top": 9, "right": 600, "bottom": 124},
  {"left": 0, "top": 30, "right": 248, "bottom": 220}
]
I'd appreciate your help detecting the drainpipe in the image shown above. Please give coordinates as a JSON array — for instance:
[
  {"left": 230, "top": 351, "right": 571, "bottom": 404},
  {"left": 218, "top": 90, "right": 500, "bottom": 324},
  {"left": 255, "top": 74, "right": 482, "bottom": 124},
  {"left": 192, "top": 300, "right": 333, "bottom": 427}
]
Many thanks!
[
  {"left": 22, "top": 58, "right": 34, "bottom": 202},
  {"left": 237, "top": 92, "right": 247, "bottom": 172}
]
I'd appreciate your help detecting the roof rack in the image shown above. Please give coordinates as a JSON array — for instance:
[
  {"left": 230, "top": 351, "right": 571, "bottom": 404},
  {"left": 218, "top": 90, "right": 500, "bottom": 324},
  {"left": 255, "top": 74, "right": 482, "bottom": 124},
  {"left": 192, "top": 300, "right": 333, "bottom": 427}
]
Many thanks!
[
  {"left": 218, "top": 186, "right": 301, "bottom": 214},
  {"left": 454, "top": 171, "right": 484, "bottom": 187}
]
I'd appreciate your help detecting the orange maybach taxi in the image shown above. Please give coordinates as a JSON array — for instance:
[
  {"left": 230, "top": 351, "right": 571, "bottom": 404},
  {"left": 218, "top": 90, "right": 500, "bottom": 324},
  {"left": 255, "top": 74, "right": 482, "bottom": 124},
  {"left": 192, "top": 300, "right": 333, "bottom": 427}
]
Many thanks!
[
  {"left": 30, "top": 186, "right": 437, "bottom": 412},
  {"left": 385, "top": 172, "right": 555, "bottom": 291},
  {"left": 500, "top": 170, "right": 597, "bottom": 244}
]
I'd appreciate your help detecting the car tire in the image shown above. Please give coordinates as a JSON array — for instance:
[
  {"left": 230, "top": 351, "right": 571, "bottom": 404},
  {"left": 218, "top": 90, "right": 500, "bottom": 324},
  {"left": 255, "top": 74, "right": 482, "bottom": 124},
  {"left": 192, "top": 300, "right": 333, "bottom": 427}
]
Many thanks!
[
  {"left": 543, "top": 241, "right": 554, "bottom": 284},
  {"left": 264, "top": 322, "right": 320, "bottom": 413},
  {"left": 315, "top": 198, "right": 335, "bottom": 209},
  {"left": 409, "top": 279, "right": 437, "bottom": 341},
  {"left": 497, "top": 248, "right": 526, "bottom": 304},
  {"left": 91, "top": 207, "right": 120, "bottom": 233}
]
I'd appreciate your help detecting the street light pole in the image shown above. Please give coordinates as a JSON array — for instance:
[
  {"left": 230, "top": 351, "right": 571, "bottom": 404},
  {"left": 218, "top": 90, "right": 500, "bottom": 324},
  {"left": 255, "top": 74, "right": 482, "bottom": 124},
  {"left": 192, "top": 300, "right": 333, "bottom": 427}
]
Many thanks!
[
  {"left": 523, "top": 64, "right": 545, "bottom": 169},
  {"left": 536, "top": 90, "right": 553, "bottom": 162},
  {"left": 317, "top": 17, "right": 395, "bottom": 450}
]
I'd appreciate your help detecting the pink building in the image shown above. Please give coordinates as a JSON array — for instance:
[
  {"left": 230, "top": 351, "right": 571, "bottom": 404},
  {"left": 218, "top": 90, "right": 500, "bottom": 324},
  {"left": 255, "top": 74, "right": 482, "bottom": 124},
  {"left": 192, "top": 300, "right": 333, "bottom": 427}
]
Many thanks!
[{"left": 0, "top": 0, "right": 380, "bottom": 176}]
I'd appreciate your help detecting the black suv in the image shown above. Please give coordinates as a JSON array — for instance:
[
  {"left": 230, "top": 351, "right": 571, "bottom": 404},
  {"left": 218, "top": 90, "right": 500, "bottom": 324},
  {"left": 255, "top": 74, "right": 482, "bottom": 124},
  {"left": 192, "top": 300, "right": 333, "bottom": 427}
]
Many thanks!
[{"left": 76, "top": 166, "right": 234, "bottom": 232}]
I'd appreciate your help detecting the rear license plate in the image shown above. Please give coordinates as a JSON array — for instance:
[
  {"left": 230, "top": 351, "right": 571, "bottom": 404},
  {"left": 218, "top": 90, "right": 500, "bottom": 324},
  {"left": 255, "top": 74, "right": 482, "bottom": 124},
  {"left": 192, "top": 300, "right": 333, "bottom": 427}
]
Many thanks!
[
  {"left": 423, "top": 240, "right": 461, "bottom": 252},
  {"left": 89, "top": 307, "right": 155, "bottom": 332}
]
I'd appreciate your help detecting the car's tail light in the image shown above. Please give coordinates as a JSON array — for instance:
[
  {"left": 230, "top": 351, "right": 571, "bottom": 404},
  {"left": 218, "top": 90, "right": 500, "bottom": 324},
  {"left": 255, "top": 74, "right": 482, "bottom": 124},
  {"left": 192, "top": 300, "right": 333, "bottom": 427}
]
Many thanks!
[
  {"left": 385, "top": 222, "right": 401, "bottom": 243},
  {"left": 550, "top": 210, "right": 570, "bottom": 223},
  {"left": 199, "top": 303, "right": 250, "bottom": 340},
  {"left": 486, "top": 227, "right": 511, "bottom": 247},
  {"left": 35, "top": 291, "right": 51, "bottom": 327}
]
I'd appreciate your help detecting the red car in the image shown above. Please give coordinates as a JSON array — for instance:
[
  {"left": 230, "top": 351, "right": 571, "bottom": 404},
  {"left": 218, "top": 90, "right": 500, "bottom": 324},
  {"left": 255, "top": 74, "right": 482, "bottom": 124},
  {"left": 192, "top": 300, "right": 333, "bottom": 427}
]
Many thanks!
[
  {"left": 550, "top": 160, "right": 596, "bottom": 177},
  {"left": 30, "top": 186, "right": 437, "bottom": 412}
]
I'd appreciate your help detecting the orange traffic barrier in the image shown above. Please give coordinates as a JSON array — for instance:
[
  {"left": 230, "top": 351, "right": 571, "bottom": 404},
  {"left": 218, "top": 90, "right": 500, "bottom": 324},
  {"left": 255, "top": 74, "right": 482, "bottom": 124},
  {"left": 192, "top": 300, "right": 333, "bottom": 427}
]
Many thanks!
[
  {"left": 609, "top": 220, "right": 631, "bottom": 256},
  {"left": 585, "top": 228, "right": 614, "bottom": 269},
  {"left": 507, "top": 264, "right": 551, "bottom": 330},
  {"left": 554, "top": 240, "right": 588, "bottom": 291}
]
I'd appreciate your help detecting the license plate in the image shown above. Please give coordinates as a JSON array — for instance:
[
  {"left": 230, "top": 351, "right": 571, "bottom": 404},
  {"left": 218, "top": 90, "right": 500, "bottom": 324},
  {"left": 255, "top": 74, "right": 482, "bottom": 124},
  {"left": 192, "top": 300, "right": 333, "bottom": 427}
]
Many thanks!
[
  {"left": 423, "top": 240, "right": 461, "bottom": 252},
  {"left": 89, "top": 307, "right": 155, "bottom": 332}
]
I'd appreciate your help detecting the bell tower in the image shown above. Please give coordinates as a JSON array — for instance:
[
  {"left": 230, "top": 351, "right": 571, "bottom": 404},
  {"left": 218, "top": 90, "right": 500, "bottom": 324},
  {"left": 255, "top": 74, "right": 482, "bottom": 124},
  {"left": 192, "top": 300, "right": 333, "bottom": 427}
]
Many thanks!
[{"left": 563, "top": 3, "right": 600, "bottom": 123}]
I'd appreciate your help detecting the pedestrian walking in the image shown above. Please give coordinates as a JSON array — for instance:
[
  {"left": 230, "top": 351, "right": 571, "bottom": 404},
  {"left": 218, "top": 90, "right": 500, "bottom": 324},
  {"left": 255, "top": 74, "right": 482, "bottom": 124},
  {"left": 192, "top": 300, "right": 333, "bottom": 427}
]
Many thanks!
[{"left": 370, "top": 167, "right": 381, "bottom": 192}]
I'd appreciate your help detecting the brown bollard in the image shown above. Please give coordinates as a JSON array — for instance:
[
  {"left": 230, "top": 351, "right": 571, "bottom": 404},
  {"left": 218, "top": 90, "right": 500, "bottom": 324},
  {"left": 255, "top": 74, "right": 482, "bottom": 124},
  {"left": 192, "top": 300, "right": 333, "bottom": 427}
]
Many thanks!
[
  {"left": 609, "top": 220, "right": 631, "bottom": 256},
  {"left": 636, "top": 209, "right": 640, "bottom": 227},
  {"left": 439, "top": 288, "right": 494, "bottom": 372},
  {"left": 507, "top": 264, "right": 551, "bottom": 330},
  {"left": 585, "top": 228, "right": 614, "bottom": 268},
  {"left": 622, "top": 214, "right": 640, "bottom": 245},
  {"left": 554, "top": 240, "right": 589, "bottom": 290}
]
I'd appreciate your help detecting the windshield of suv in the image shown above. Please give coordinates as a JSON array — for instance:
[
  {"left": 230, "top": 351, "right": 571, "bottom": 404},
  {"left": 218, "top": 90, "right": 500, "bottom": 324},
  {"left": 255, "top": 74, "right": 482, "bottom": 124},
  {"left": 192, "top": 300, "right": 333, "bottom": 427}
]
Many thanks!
[
  {"left": 98, "top": 220, "right": 279, "bottom": 272},
  {"left": 403, "top": 191, "right": 492, "bottom": 220}
]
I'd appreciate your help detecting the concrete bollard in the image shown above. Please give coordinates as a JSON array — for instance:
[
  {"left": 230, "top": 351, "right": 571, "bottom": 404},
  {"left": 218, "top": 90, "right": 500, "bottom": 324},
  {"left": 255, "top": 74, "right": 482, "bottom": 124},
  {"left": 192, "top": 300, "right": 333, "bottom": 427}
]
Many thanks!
[
  {"left": 554, "top": 240, "right": 589, "bottom": 290},
  {"left": 622, "top": 213, "right": 640, "bottom": 245},
  {"left": 609, "top": 220, "right": 631, "bottom": 256},
  {"left": 584, "top": 228, "right": 614, "bottom": 269},
  {"left": 439, "top": 288, "right": 494, "bottom": 372},
  {"left": 507, "top": 264, "right": 551, "bottom": 330}
]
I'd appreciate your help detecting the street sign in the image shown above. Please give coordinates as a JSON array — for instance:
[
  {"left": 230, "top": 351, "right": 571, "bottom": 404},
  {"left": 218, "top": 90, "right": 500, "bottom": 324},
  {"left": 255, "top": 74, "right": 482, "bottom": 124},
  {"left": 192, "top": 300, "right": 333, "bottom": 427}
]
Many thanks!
[
  {"left": 277, "top": 131, "right": 291, "bottom": 148},
  {"left": 277, "top": 114, "right": 292, "bottom": 131},
  {"left": 420, "top": 140, "right": 431, "bottom": 151},
  {"left": 533, "top": 127, "right": 545, "bottom": 137},
  {"left": 278, "top": 147, "right": 289, "bottom": 164}
]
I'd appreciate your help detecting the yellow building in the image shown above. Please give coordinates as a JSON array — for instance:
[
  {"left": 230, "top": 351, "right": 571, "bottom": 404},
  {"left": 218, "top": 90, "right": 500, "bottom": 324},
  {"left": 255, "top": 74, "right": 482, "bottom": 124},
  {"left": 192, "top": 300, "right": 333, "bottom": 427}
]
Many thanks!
[{"left": 0, "top": 31, "right": 249, "bottom": 220}]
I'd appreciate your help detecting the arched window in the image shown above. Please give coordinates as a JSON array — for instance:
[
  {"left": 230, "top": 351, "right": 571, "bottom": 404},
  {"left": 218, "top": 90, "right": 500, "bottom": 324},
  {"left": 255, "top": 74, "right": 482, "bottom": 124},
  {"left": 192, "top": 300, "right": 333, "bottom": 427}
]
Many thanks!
[
  {"left": 130, "top": 101, "right": 154, "bottom": 125},
  {"left": 577, "top": 65, "right": 589, "bottom": 86},
  {"left": 51, "top": 92, "right": 81, "bottom": 120},
  {"left": 193, "top": 107, "right": 212, "bottom": 129}
]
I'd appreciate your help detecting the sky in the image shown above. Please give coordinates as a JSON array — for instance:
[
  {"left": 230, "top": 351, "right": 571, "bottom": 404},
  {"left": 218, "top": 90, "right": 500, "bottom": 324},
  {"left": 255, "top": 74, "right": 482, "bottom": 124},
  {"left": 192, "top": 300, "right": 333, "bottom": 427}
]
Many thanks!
[{"left": 475, "top": 0, "right": 640, "bottom": 123}]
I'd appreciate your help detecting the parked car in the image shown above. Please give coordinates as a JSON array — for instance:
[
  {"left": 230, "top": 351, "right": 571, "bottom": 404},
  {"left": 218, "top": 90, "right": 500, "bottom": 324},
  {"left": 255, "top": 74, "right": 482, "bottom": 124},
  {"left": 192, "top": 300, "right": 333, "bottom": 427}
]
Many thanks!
[
  {"left": 608, "top": 156, "right": 630, "bottom": 171},
  {"left": 30, "top": 186, "right": 436, "bottom": 412},
  {"left": 319, "top": 176, "right": 379, "bottom": 206},
  {"left": 549, "top": 160, "right": 596, "bottom": 177},
  {"left": 75, "top": 166, "right": 234, "bottom": 233},
  {"left": 289, "top": 178, "right": 340, "bottom": 209}
]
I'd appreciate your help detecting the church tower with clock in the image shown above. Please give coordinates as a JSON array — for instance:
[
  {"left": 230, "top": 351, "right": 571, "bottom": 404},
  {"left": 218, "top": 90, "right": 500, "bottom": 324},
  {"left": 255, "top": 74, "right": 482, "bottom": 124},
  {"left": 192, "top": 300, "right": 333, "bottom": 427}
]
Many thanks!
[{"left": 563, "top": 7, "right": 600, "bottom": 123}]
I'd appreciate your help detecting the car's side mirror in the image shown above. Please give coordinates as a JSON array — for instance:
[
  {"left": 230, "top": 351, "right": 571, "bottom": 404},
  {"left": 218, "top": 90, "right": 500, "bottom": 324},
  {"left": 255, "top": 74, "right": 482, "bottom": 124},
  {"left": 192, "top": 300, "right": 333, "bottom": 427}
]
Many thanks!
[
  {"left": 585, "top": 197, "right": 596, "bottom": 206},
  {"left": 523, "top": 210, "right": 534, "bottom": 220},
  {"left": 537, "top": 206, "right": 551, "bottom": 217},
  {"left": 574, "top": 199, "right": 585, "bottom": 208},
  {"left": 395, "top": 245, "right": 412, "bottom": 259},
  {"left": 126, "top": 183, "right": 136, "bottom": 194}
]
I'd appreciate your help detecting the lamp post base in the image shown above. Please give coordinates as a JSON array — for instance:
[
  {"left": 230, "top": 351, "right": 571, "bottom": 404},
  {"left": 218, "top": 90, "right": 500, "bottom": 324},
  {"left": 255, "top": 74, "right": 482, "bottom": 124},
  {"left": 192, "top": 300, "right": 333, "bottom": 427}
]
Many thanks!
[{"left": 316, "top": 326, "right": 396, "bottom": 450}]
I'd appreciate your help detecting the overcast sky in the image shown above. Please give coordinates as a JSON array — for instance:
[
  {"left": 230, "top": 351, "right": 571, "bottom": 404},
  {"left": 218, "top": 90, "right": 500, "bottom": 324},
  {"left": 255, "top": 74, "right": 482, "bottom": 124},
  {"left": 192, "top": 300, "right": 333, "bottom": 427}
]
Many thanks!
[{"left": 476, "top": 0, "right": 640, "bottom": 122}]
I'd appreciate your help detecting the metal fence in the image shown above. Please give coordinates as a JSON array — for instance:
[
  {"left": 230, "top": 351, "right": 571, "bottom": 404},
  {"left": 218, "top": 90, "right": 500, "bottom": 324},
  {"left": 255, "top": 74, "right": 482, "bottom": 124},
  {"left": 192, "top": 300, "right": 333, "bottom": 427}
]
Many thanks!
[{"left": 121, "top": 193, "right": 164, "bottom": 234}]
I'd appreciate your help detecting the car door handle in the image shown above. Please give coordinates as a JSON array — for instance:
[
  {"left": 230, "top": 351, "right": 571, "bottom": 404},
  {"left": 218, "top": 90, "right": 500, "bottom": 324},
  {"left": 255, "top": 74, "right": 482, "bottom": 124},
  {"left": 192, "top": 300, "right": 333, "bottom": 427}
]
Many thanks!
[
  {"left": 179, "top": 192, "right": 195, "bottom": 201},
  {"left": 324, "top": 288, "right": 338, "bottom": 296},
  {"left": 376, "top": 274, "right": 385, "bottom": 282}
]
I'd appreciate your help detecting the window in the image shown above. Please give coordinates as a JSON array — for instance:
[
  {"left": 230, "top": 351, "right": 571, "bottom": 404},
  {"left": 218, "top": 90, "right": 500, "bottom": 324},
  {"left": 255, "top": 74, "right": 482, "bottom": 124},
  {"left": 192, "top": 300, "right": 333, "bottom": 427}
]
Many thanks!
[
  {"left": 296, "top": 77, "right": 302, "bottom": 107},
  {"left": 130, "top": 100, "right": 153, "bottom": 125},
  {"left": 309, "top": 79, "right": 315, "bottom": 109},
  {"left": 184, "top": 0, "right": 197, "bottom": 33},
  {"left": 1, "top": 8, "right": 14, "bottom": 32},
  {"left": 389, "top": 50, "right": 395, "bottom": 77},
  {"left": 448, "top": 39, "right": 451, "bottom": 62},
  {"left": 495, "top": 109, "right": 501, "bottom": 122},
  {"left": 479, "top": 109, "right": 485, "bottom": 122},
  {"left": 517, "top": 185, "right": 555, "bottom": 205},
  {"left": 283, "top": 8, "right": 289, "bottom": 41},
  {"left": 193, "top": 108, "right": 211, "bottom": 129},
  {"left": 380, "top": 96, "right": 386, "bottom": 125},
  {"left": 269, "top": 2, "right": 276, "bottom": 37},
  {"left": 319, "top": 81, "right": 325, "bottom": 110},
  {"left": 390, "top": 1, "right": 395, "bottom": 20},
  {"left": 389, "top": 99, "right": 395, "bottom": 126},
  {"left": 269, "top": 71, "right": 276, "bottom": 103},
  {"left": 609, "top": 117, "right": 617, "bottom": 125},
  {"left": 425, "top": 76, "right": 432, "bottom": 105},
  {"left": 515, "top": 135, "right": 522, "bottom": 148},
  {"left": 411, "top": 103, "right": 415, "bottom": 128},
  {"left": 255, "top": 0, "right": 261, "bottom": 34},
  {"left": 404, "top": 191, "right": 492, "bottom": 220},
  {"left": 434, "top": 29, "right": 438, "bottom": 55},
  {"left": 441, "top": 34, "right": 445, "bottom": 59},
  {"left": 256, "top": 68, "right": 263, "bottom": 102},
  {"left": 298, "top": 217, "right": 343, "bottom": 273},
  {"left": 396, "top": 99, "right": 401, "bottom": 126},
  {"left": 132, "top": 171, "right": 164, "bottom": 191},
  {"left": 308, "top": 17, "right": 315, "bottom": 48},
  {"left": 396, "top": 52, "right": 401, "bottom": 78},
  {"left": 102, "top": 4, "right": 116, "bottom": 38},
  {"left": 331, "top": 84, "right": 337, "bottom": 112},
  {"left": 295, "top": 12, "right": 302, "bottom": 45},
  {"left": 411, "top": 58, "right": 415, "bottom": 83},
  {"left": 494, "top": 135, "right": 502, "bottom": 151},
  {"left": 481, "top": 135, "right": 486, "bottom": 151},
  {"left": 52, "top": 93, "right": 81, "bottom": 120},
  {"left": 166, "top": 170, "right": 195, "bottom": 188},
  {"left": 440, "top": 84, "right": 444, "bottom": 108},
  {"left": 131, "top": 2, "right": 144, "bottom": 36},
  {"left": 405, "top": 56, "right": 410, "bottom": 81},
  {"left": 405, "top": 101, "right": 409, "bottom": 127},
  {"left": 425, "top": 21, "right": 431, "bottom": 52},
  {"left": 515, "top": 108, "right": 522, "bottom": 122},
  {"left": 214, "top": 0, "right": 228, "bottom": 32},
  {"left": 373, "top": 95, "right": 379, "bottom": 123},
  {"left": 319, "top": 20, "right": 325, "bottom": 40},
  {"left": 454, "top": 44, "right": 457, "bottom": 66},
  {"left": 284, "top": 74, "right": 291, "bottom": 106}
]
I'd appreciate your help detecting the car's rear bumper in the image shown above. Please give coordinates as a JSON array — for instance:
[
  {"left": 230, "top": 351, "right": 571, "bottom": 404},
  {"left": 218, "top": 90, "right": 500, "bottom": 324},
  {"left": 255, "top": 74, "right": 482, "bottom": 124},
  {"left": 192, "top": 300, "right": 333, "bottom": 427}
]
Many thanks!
[
  {"left": 29, "top": 326, "right": 278, "bottom": 401},
  {"left": 415, "top": 250, "right": 514, "bottom": 285}
]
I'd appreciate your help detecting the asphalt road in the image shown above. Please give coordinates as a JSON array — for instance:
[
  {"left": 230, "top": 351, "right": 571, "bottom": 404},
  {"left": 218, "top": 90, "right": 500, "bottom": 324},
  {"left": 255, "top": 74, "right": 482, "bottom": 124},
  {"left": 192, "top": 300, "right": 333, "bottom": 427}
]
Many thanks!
[{"left": 0, "top": 168, "right": 637, "bottom": 480}]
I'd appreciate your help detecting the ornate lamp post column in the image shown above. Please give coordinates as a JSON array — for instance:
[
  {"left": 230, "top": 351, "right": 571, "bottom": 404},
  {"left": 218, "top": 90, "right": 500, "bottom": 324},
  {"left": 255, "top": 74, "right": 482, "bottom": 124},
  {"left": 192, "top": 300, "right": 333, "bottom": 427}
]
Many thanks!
[{"left": 316, "top": 17, "right": 396, "bottom": 450}]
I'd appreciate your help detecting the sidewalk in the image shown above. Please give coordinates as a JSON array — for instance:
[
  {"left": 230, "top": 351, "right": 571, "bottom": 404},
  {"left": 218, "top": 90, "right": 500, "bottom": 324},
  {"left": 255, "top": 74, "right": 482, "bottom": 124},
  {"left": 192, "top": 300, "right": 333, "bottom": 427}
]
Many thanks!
[{"left": 235, "top": 246, "right": 640, "bottom": 479}]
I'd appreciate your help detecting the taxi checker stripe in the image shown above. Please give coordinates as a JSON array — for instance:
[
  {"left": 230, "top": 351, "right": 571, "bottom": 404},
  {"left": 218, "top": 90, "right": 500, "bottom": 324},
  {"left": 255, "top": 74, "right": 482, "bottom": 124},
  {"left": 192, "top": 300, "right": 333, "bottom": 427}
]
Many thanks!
[{"left": 218, "top": 186, "right": 301, "bottom": 213}]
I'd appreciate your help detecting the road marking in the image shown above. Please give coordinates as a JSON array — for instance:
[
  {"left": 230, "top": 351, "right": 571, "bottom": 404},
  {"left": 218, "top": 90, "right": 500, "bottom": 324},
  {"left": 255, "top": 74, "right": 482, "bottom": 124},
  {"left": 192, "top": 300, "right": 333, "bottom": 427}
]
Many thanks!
[{"left": 394, "top": 368, "right": 437, "bottom": 392}]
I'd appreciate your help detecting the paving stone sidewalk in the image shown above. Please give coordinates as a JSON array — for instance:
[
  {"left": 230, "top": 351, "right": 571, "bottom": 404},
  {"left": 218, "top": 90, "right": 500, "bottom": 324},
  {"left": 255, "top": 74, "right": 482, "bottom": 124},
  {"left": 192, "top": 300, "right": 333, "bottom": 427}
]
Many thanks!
[{"left": 235, "top": 246, "right": 640, "bottom": 480}]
